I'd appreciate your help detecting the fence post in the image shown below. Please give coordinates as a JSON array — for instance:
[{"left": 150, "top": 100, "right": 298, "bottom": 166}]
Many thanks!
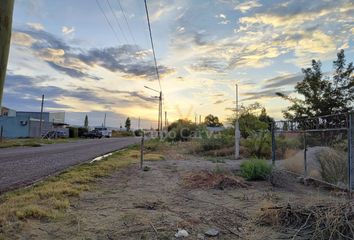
[
  {"left": 348, "top": 113, "right": 353, "bottom": 193},
  {"left": 271, "top": 122, "right": 276, "bottom": 166},
  {"left": 140, "top": 132, "right": 144, "bottom": 169},
  {"left": 303, "top": 131, "right": 307, "bottom": 178}
]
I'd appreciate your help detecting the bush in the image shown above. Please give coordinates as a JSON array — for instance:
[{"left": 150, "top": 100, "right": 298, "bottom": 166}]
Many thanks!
[
  {"left": 112, "top": 130, "right": 133, "bottom": 137},
  {"left": 68, "top": 127, "right": 78, "bottom": 138},
  {"left": 166, "top": 119, "right": 197, "bottom": 142},
  {"left": 78, "top": 127, "right": 88, "bottom": 138},
  {"left": 240, "top": 158, "right": 272, "bottom": 180},
  {"left": 241, "top": 130, "right": 271, "bottom": 158},
  {"left": 317, "top": 148, "right": 347, "bottom": 185},
  {"left": 199, "top": 133, "right": 234, "bottom": 151},
  {"left": 275, "top": 134, "right": 302, "bottom": 159},
  {"left": 134, "top": 129, "right": 144, "bottom": 136}
]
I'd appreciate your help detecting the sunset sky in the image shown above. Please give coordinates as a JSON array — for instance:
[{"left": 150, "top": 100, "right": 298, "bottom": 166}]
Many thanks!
[{"left": 3, "top": 0, "right": 354, "bottom": 128}]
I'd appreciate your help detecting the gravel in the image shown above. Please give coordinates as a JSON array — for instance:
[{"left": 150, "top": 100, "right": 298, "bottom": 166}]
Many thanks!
[{"left": 0, "top": 137, "right": 140, "bottom": 193}]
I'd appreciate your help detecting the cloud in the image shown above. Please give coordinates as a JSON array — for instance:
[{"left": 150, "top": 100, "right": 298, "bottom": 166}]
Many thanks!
[
  {"left": 62, "top": 26, "right": 75, "bottom": 35},
  {"left": 3, "top": 73, "right": 158, "bottom": 112},
  {"left": 242, "top": 89, "right": 292, "bottom": 101},
  {"left": 26, "top": 22, "right": 44, "bottom": 31},
  {"left": 215, "top": 13, "right": 230, "bottom": 24},
  {"left": 11, "top": 32, "right": 37, "bottom": 46},
  {"left": 263, "top": 73, "right": 304, "bottom": 89},
  {"left": 235, "top": 0, "right": 353, "bottom": 66},
  {"left": 149, "top": 0, "right": 176, "bottom": 22},
  {"left": 234, "top": 0, "right": 262, "bottom": 13},
  {"left": 13, "top": 27, "right": 174, "bottom": 80}
]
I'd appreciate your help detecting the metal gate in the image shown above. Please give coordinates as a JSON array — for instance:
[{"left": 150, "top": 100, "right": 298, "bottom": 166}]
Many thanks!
[{"left": 271, "top": 112, "right": 354, "bottom": 191}]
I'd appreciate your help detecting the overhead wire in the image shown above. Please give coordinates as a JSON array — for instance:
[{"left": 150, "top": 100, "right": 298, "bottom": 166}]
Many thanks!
[
  {"left": 106, "top": 0, "right": 129, "bottom": 43},
  {"left": 116, "top": 0, "right": 138, "bottom": 46},
  {"left": 95, "top": 0, "right": 122, "bottom": 45},
  {"left": 143, "top": 0, "right": 162, "bottom": 91}
]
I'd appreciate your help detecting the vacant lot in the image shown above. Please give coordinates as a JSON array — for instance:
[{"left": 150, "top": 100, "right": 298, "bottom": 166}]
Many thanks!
[{"left": 1, "top": 142, "right": 349, "bottom": 239}]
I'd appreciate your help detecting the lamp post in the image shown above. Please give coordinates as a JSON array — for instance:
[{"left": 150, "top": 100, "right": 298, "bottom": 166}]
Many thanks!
[{"left": 144, "top": 86, "right": 162, "bottom": 137}]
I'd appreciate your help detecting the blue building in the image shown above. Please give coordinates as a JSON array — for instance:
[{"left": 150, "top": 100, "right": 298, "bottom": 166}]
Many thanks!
[{"left": 0, "top": 107, "right": 68, "bottom": 138}]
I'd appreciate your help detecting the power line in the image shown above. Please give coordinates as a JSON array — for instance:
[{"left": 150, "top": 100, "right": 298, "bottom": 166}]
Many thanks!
[
  {"left": 106, "top": 0, "right": 129, "bottom": 43},
  {"left": 143, "top": 0, "right": 161, "bottom": 91},
  {"left": 95, "top": 0, "right": 122, "bottom": 45},
  {"left": 116, "top": 0, "right": 137, "bottom": 46}
]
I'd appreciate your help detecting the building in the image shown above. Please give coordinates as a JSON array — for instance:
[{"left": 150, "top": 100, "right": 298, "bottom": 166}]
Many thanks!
[{"left": 0, "top": 107, "right": 68, "bottom": 138}]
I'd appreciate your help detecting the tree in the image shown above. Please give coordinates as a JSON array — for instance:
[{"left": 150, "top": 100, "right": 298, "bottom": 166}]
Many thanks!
[
  {"left": 228, "top": 102, "right": 270, "bottom": 138},
  {"left": 84, "top": 115, "right": 89, "bottom": 129},
  {"left": 166, "top": 119, "right": 197, "bottom": 141},
  {"left": 258, "top": 108, "right": 274, "bottom": 125},
  {"left": 125, "top": 117, "right": 131, "bottom": 131},
  {"left": 204, "top": 114, "right": 223, "bottom": 127},
  {"left": 277, "top": 50, "right": 354, "bottom": 119}
]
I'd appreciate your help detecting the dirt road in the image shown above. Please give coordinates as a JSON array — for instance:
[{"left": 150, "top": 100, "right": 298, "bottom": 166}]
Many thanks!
[{"left": 0, "top": 137, "right": 140, "bottom": 193}]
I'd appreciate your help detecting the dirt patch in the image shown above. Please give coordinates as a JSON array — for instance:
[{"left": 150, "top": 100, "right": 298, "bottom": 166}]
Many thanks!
[
  {"left": 133, "top": 200, "right": 164, "bottom": 210},
  {"left": 8, "top": 143, "right": 350, "bottom": 240},
  {"left": 183, "top": 171, "right": 250, "bottom": 190}
]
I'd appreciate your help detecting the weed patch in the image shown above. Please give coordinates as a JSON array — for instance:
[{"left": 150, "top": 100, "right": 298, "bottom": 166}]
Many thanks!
[{"left": 240, "top": 158, "right": 272, "bottom": 180}]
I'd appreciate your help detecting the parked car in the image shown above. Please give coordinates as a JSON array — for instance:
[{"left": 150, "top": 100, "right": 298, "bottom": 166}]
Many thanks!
[
  {"left": 83, "top": 129, "right": 103, "bottom": 138},
  {"left": 94, "top": 127, "right": 112, "bottom": 138}
]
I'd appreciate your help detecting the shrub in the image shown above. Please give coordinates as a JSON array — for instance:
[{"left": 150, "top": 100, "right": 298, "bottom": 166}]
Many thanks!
[
  {"left": 317, "top": 148, "right": 347, "bottom": 185},
  {"left": 112, "top": 130, "right": 133, "bottom": 137},
  {"left": 68, "top": 127, "right": 78, "bottom": 138},
  {"left": 134, "top": 129, "right": 144, "bottom": 136},
  {"left": 78, "top": 127, "right": 88, "bottom": 138},
  {"left": 166, "top": 119, "right": 197, "bottom": 142},
  {"left": 241, "top": 130, "right": 271, "bottom": 158},
  {"left": 275, "top": 134, "right": 302, "bottom": 159},
  {"left": 240, "top": 158, "right": 272, "bottom": 180},
  {"left": 199, "top": 133, "right": 234, "bottom": 151}
]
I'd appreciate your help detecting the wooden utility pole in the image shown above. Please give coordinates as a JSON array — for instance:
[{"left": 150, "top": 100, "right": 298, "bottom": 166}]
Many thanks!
[
  {"left": 235, "top": 84, "right": 240, "bottom": 159},
  {"left": 39, "top": 94, "right": 44, "bottom": 138},
  {"left": 0, "top": 0, "right": 15, "bottom": 108}
]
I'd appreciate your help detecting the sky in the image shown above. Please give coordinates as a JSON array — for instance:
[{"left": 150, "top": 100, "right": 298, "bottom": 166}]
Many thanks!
[{"left": 3, "top": 0, "right": 354, "bottom": 128}]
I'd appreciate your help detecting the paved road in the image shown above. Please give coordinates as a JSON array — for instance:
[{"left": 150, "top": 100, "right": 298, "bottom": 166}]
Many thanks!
[{"left": 0, "top": 137, "right": 140, "bottom": 193}]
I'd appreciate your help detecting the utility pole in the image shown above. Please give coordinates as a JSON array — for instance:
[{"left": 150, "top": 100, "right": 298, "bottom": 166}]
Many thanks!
[
  {"left": 39, "top": 94, "right": 44, "bottom": 138},
  {"left": 0, "top": 0, "right": 15, "bottom": 108},
  {"left": 138, "top": 116, "right": 141, "bottom": 129},
  {"left": 165, "top": 111, "right": 167, "bottom": 127},
  {"left": 199, "top": 115, "right": 201, "bottom": 124},
  {"left": 103, "top": 113, "right": 106, "bottom": 128},
  {"left": 144, "top": 85, "right": 162, "bottom": 137},
  {"left": 235, "top": 84, "right": 240, "bottom": 159}
]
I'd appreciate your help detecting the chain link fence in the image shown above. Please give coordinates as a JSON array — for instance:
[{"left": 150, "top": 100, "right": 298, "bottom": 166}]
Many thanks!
[{"left": 272, "top": 112, "right": 354, "bottom": 191}]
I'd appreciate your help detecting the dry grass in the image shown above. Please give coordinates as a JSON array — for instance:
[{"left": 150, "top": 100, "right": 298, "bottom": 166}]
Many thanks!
[
  {"left": 0, "top": 149, "right": 164, "bottom": 237},
  {"left": 258, "top": 200, "right": 354, "bottom": 239},
  {"left": 183, "top": 171, "right": 250, "bottom": 189},
  {"left": 0, "top": 138, "right": 75, "bottom": 148}
]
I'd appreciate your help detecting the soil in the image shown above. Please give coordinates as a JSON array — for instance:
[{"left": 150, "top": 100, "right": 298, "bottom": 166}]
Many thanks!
[{"left": 17, "top": 146, "right": 348, "bottom": 240}]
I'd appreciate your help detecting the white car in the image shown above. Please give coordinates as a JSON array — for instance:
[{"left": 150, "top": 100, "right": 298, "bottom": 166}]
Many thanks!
[{"left": 94, "top": 127, "right": 112, "bottom": 138}]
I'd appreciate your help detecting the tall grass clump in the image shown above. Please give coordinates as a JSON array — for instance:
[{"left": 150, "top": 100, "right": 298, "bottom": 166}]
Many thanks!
[
  {"left": 241, "top": 130, "right": 271, "bottom": 159},
  {"left": 240, "top": 158, "right": 272, "bottom": 180},
  {"left": 317, "top": 148, "right": 347, "bottom": 185}
]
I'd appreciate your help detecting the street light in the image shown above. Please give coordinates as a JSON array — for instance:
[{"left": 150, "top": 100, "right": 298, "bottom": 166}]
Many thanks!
[{"left": 144, "top": 85, "right": 162, "bottom": 137}]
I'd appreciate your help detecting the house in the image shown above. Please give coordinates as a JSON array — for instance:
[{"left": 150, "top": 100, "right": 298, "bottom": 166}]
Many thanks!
[
  {"left": 0, "top": 107, "right": 68, "bottom": 138},
  {"left": 206, "top": 126, "right": 225, "bottom": 133}
]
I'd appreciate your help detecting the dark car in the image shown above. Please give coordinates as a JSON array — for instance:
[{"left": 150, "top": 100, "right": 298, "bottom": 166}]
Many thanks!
[{"left": 83, "top": 129, "right": 103, "bottom": 139}]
